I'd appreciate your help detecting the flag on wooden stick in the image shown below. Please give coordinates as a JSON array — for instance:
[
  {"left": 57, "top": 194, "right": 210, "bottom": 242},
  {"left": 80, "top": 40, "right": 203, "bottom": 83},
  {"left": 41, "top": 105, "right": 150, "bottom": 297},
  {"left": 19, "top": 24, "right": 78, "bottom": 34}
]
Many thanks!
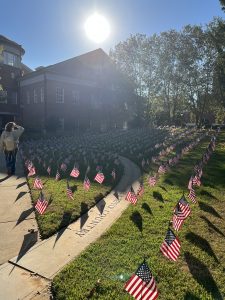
[{"left": 124, "top": 260, "right": 159, "bottom": 300}]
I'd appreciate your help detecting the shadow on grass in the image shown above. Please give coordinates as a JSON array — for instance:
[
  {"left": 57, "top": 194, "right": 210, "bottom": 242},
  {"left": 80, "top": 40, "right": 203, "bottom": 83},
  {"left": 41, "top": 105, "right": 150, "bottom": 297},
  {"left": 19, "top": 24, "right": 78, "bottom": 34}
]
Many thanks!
[
  {"left": 130, "top": 211, "right": 142, "bottom": 233},
  {"left": 200, "top": 216, "right": 225, "bottom": 237},
  {"left": 71, "top": 185, "right": 78, "bottom": 193},
  {"left": 153, "top": 191, "right": 164, "bottom": 202},
  {"left": 200, "top": 190, "right": 218, "bottom": 200},
  {"left": 184, "top": 292, "right": 200, "bottom": 300},
  {"left": 164, "top": 178, "right": 174, "bottom": 186},
  {"left": 16, "top": 231, "right": 38, "bottom": 262},
  {"left": 15, "top": 191, "right": 27, "bottom": 202},
  {"left": 142, "top": 203, "right": 153, "bottom": 215},
  {"left": 184, "top": 252, "right": 223, "bottom": 299},
  {"left": 15, "top": 207, "right": 34, "bottom": 226},
  {"left": 185, "top": 232, "right": 219, "bottom": 263},
  {"left": 199, "top": 202, "right": 222, "bottom": 219},
  {"left": 159, "top": 185, "right": 167, "bottom": 192},
  {"left": 80, "top": 202, "right": 89, "bottom": 229},
  {"left": 53, "top": 212, "right": 72, "bottom": 248}
]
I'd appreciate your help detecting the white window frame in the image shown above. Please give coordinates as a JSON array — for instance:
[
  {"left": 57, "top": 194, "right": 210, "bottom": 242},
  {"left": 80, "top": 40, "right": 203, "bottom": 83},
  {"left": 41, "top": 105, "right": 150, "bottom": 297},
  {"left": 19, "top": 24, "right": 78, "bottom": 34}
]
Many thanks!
[
  {"left": 26, "top": 91, "right": 30, "bottom": 104},
  {"left": 72, "top": 90, "right": 79, "bottom": 105},
  {"left": 56, "top": 87, "right": 64, "bottom": 103},
  {"left": 40, "top": 87, "right": 44, "bottom": 103},
  {"left": 33, "top": 89, "right": 38, "bottom": 103}
]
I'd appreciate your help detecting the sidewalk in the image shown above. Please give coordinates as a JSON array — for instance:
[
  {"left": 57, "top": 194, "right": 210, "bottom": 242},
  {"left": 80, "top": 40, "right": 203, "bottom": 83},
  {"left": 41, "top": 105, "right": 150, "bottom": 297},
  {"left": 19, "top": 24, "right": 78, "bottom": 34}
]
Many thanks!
[
  {"left": 0, "top": 153, "right": 39, "bottom": 265},
  {"left": 0, "top": 155, "right": 141, "bottom": 299}
]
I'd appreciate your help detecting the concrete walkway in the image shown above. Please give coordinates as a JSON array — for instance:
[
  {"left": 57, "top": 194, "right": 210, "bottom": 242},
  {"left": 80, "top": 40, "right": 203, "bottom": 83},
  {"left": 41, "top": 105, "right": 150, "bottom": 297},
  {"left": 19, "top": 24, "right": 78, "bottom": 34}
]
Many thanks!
[{"left": 0, "top": 154, "right": 141, "bottom": 300}]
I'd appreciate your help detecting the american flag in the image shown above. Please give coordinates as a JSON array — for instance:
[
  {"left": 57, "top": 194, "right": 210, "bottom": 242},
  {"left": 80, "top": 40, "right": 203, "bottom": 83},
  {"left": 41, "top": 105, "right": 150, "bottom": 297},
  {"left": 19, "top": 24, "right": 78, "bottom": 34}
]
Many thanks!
[
  {"left": 111, "top": 169, "right": 116, "bottom": 180},
  {"left": 47, "top": 166, "right": 51, "bottom": 175},
  {"left": 149, "top": 176, "right": 157, "bottom": 187},
  {"left": 55, "top": 170, "right": 61, "bottom": 181},
  {"left": 28, "top": 166, "right": 36, "bottom": 177},
  {"left": 94, "top": 172, "right": 105, "bottom": 184},
  {"left": 125, "top": 186, "right": 138, "bottom": 205},
  {"left": 60, "top": 163, "right": 67, "bottom": 172},
  {"left": 70, "top": 167, "right": 80, "bottom": 178},
  {"left": 66, "top": 181, "right": 74, "bottom": 200},
  {"left": 33, "top": 177, "right": 43, "bottom": 190},
  {"left": 172, "top": 196, "right": 191, "bottom": 231},
  {"left": 137, "top": 184, "right": 144, "bottom": 197},
  {"left": 124, "top": 260, "right": 159, "bottom": 300},
  {"left": 192, "top": 176, "right": 201, "bottom": 186},
  {"left": 83, "top": 176, "right": 91, "bottom": 190},
  {"left": 188, "top": 188, "right": 197, "bottom": 203},
  {"left": 160, "top": 228, "right": 181, "bottom": 261},
  {"left": 158, "top": 165, "right": 166, "bottom": 174},
  {"left": 35, "top": 192, "right": 48, "bottom": 215},
  {"left": 187, "top": 176, "right": 193, "bottom": 190}
]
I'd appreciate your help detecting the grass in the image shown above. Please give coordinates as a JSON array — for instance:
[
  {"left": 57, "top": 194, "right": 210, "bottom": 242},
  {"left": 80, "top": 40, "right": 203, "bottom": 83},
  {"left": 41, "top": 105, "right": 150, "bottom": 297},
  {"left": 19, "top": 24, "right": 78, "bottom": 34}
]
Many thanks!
[
  {"left": 24, "top": 127, "right": 186, "bottom": 238},
  {"left": 52, "top": 132, "right": 225, "bottom": 300},
  {"left": 28, "top": 166, "right": 123, "bottom": 239}
]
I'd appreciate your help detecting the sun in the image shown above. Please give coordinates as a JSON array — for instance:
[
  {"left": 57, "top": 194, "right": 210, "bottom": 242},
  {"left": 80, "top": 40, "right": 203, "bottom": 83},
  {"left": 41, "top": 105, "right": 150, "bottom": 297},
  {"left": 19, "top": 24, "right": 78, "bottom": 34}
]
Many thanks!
[{"left": 84, "top": 13, "right": 110, "bottom": 43}]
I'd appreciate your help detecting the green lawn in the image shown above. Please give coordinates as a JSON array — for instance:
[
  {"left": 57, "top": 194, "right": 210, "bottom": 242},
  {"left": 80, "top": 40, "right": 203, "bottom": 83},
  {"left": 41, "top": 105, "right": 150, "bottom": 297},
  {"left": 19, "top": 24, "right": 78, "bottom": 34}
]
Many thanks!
[{"left": 52, "top": 132, "right": 225, "bottom": 300}]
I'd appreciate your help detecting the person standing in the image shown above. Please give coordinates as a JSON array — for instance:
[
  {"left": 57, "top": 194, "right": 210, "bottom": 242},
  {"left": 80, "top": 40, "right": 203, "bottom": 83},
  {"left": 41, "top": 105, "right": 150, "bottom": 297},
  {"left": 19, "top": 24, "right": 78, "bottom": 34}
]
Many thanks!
[{"left": 0, "top": 122, "right": 24, "bottom": 175}]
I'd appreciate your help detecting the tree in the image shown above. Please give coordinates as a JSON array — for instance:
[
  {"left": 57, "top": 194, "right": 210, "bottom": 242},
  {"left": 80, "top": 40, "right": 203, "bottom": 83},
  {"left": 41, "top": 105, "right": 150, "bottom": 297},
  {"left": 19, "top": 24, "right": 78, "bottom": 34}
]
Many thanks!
[{"left": 220, "top": 0, "right": 225, "bottom": 11}]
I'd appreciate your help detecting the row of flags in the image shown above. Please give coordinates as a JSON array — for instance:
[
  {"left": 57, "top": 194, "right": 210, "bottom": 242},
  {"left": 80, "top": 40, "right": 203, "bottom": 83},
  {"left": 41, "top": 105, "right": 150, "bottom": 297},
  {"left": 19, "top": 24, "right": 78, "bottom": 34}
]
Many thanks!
[{"left": 124, "top": 133, "right": 218, "bottom": 300}]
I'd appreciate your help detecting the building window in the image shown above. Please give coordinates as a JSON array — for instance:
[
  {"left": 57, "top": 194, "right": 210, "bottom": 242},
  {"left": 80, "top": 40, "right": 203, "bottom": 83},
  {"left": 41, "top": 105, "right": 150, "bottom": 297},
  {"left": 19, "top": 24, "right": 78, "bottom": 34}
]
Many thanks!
[
  {"left": 72, "top": 91, "right": 79, "bottom": 105},
  {"left": 26, "top": 91, "right": 30, "bottom": 104},
  {"left": 3, "top": 51, "right": 20, "bottom": 67},
  {"left": 0, "top": 87, "right": 7, "bottom": 104},
  {"left": 33, "top": 89, "right": 38, "bottom": 103},
  {"left": 40, "top": 87, "right": 44, "bottom": 103},
  {"left": 91, "top": 94, "right": 101, "bottom": 109},
  {"left": 56, "top": 87, "right": 64, "bottom": 103}
]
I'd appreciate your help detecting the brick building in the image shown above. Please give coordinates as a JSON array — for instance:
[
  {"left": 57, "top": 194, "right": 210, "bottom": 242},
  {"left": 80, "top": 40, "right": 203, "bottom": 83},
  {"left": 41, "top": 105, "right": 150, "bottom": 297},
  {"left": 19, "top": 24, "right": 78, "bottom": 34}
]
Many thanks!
[
  {"left": 0, "top": 35, "right": 32, "bottom": 128},
  {"left": 19, "top": 48, "right": 135, "bottom": 132},
  {"left": 0, "top": 35, "right": 136, "bottom": 132}
]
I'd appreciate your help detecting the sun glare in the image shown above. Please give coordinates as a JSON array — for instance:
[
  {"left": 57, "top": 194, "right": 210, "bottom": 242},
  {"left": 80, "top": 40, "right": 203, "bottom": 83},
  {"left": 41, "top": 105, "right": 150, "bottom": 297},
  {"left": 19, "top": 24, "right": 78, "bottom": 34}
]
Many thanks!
[{"left": 84, "top": 13, "right": 110, "bottom": 43}]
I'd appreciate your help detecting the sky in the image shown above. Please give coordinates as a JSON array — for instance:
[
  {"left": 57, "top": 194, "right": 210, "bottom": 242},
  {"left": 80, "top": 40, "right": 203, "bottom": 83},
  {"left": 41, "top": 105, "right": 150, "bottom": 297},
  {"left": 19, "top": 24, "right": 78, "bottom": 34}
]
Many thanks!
[{"left": 0, "top": 0, "right": 224, "bottom": 70}]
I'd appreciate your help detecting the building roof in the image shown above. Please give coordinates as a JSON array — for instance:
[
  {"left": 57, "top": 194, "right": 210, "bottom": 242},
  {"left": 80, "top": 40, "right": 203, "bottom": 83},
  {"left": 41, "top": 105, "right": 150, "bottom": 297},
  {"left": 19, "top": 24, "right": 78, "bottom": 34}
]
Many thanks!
[{"left": 0, "top": 34, "right": 25, "bottom": 55}]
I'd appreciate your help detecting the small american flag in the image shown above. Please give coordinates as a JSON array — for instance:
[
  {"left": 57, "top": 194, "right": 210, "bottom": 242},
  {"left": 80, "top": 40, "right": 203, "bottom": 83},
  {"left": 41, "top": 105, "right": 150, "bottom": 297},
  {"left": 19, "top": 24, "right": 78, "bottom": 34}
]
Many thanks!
[
  {"left": 192, "top": 176, "right": 201, "bottom": 186},
  {"left": 187, "top": 176, "right": 193, "bottom": 190},
  {"left": 94, "top": 172, "right": 105, "bottom": 184},
  {"left": 33, "top": 177, "right": 43, "bottom": 190},
  {"left": 149, "top": 176, "right": 157, "bottom": 187},
  {"left": 177, "top": 196, "right": 191, "bottom": 219},
  {"left": 125, "top": 186, "right": 138, "bottom": 205},
  {"left": 70, "top": 167, "right": 80, "bottom": 178},
  {"left": 47, "top": 166, "right": 51, "bottom": 175},
  {"left": 160, "top": 228, "right": 181, "bottom": 261},
  {"left": 28, "top": 166, "right": 36, "bottom": 177},
  {"left": 55, "top": 170, "right": 61, "bottom": 181},
  {"left": 35, "top": 192, "right": 48, "bottom": 215},
  {"left": 137, "top": 184, "right": 144, "bottom": 197},
  {"left": 83, "top": 176, "right": 91, "bottom": 190},
  {"left": 188, "top": 188, "right": 197, "bottom": 203},
  {"left": 172, "top": 196, "right": 191, "bottom": 231},
  {"left": 66, "top": 181, "right": 74, "bottom": 200},
  {"left": 158, "top": 165, "right": 166, "bottom": 174},
  {"left": 60, "top": 163, "right": 67, "bottom": 172},
  {"left": 124, "top": 260, "right": 159, "bottom": 300}
]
